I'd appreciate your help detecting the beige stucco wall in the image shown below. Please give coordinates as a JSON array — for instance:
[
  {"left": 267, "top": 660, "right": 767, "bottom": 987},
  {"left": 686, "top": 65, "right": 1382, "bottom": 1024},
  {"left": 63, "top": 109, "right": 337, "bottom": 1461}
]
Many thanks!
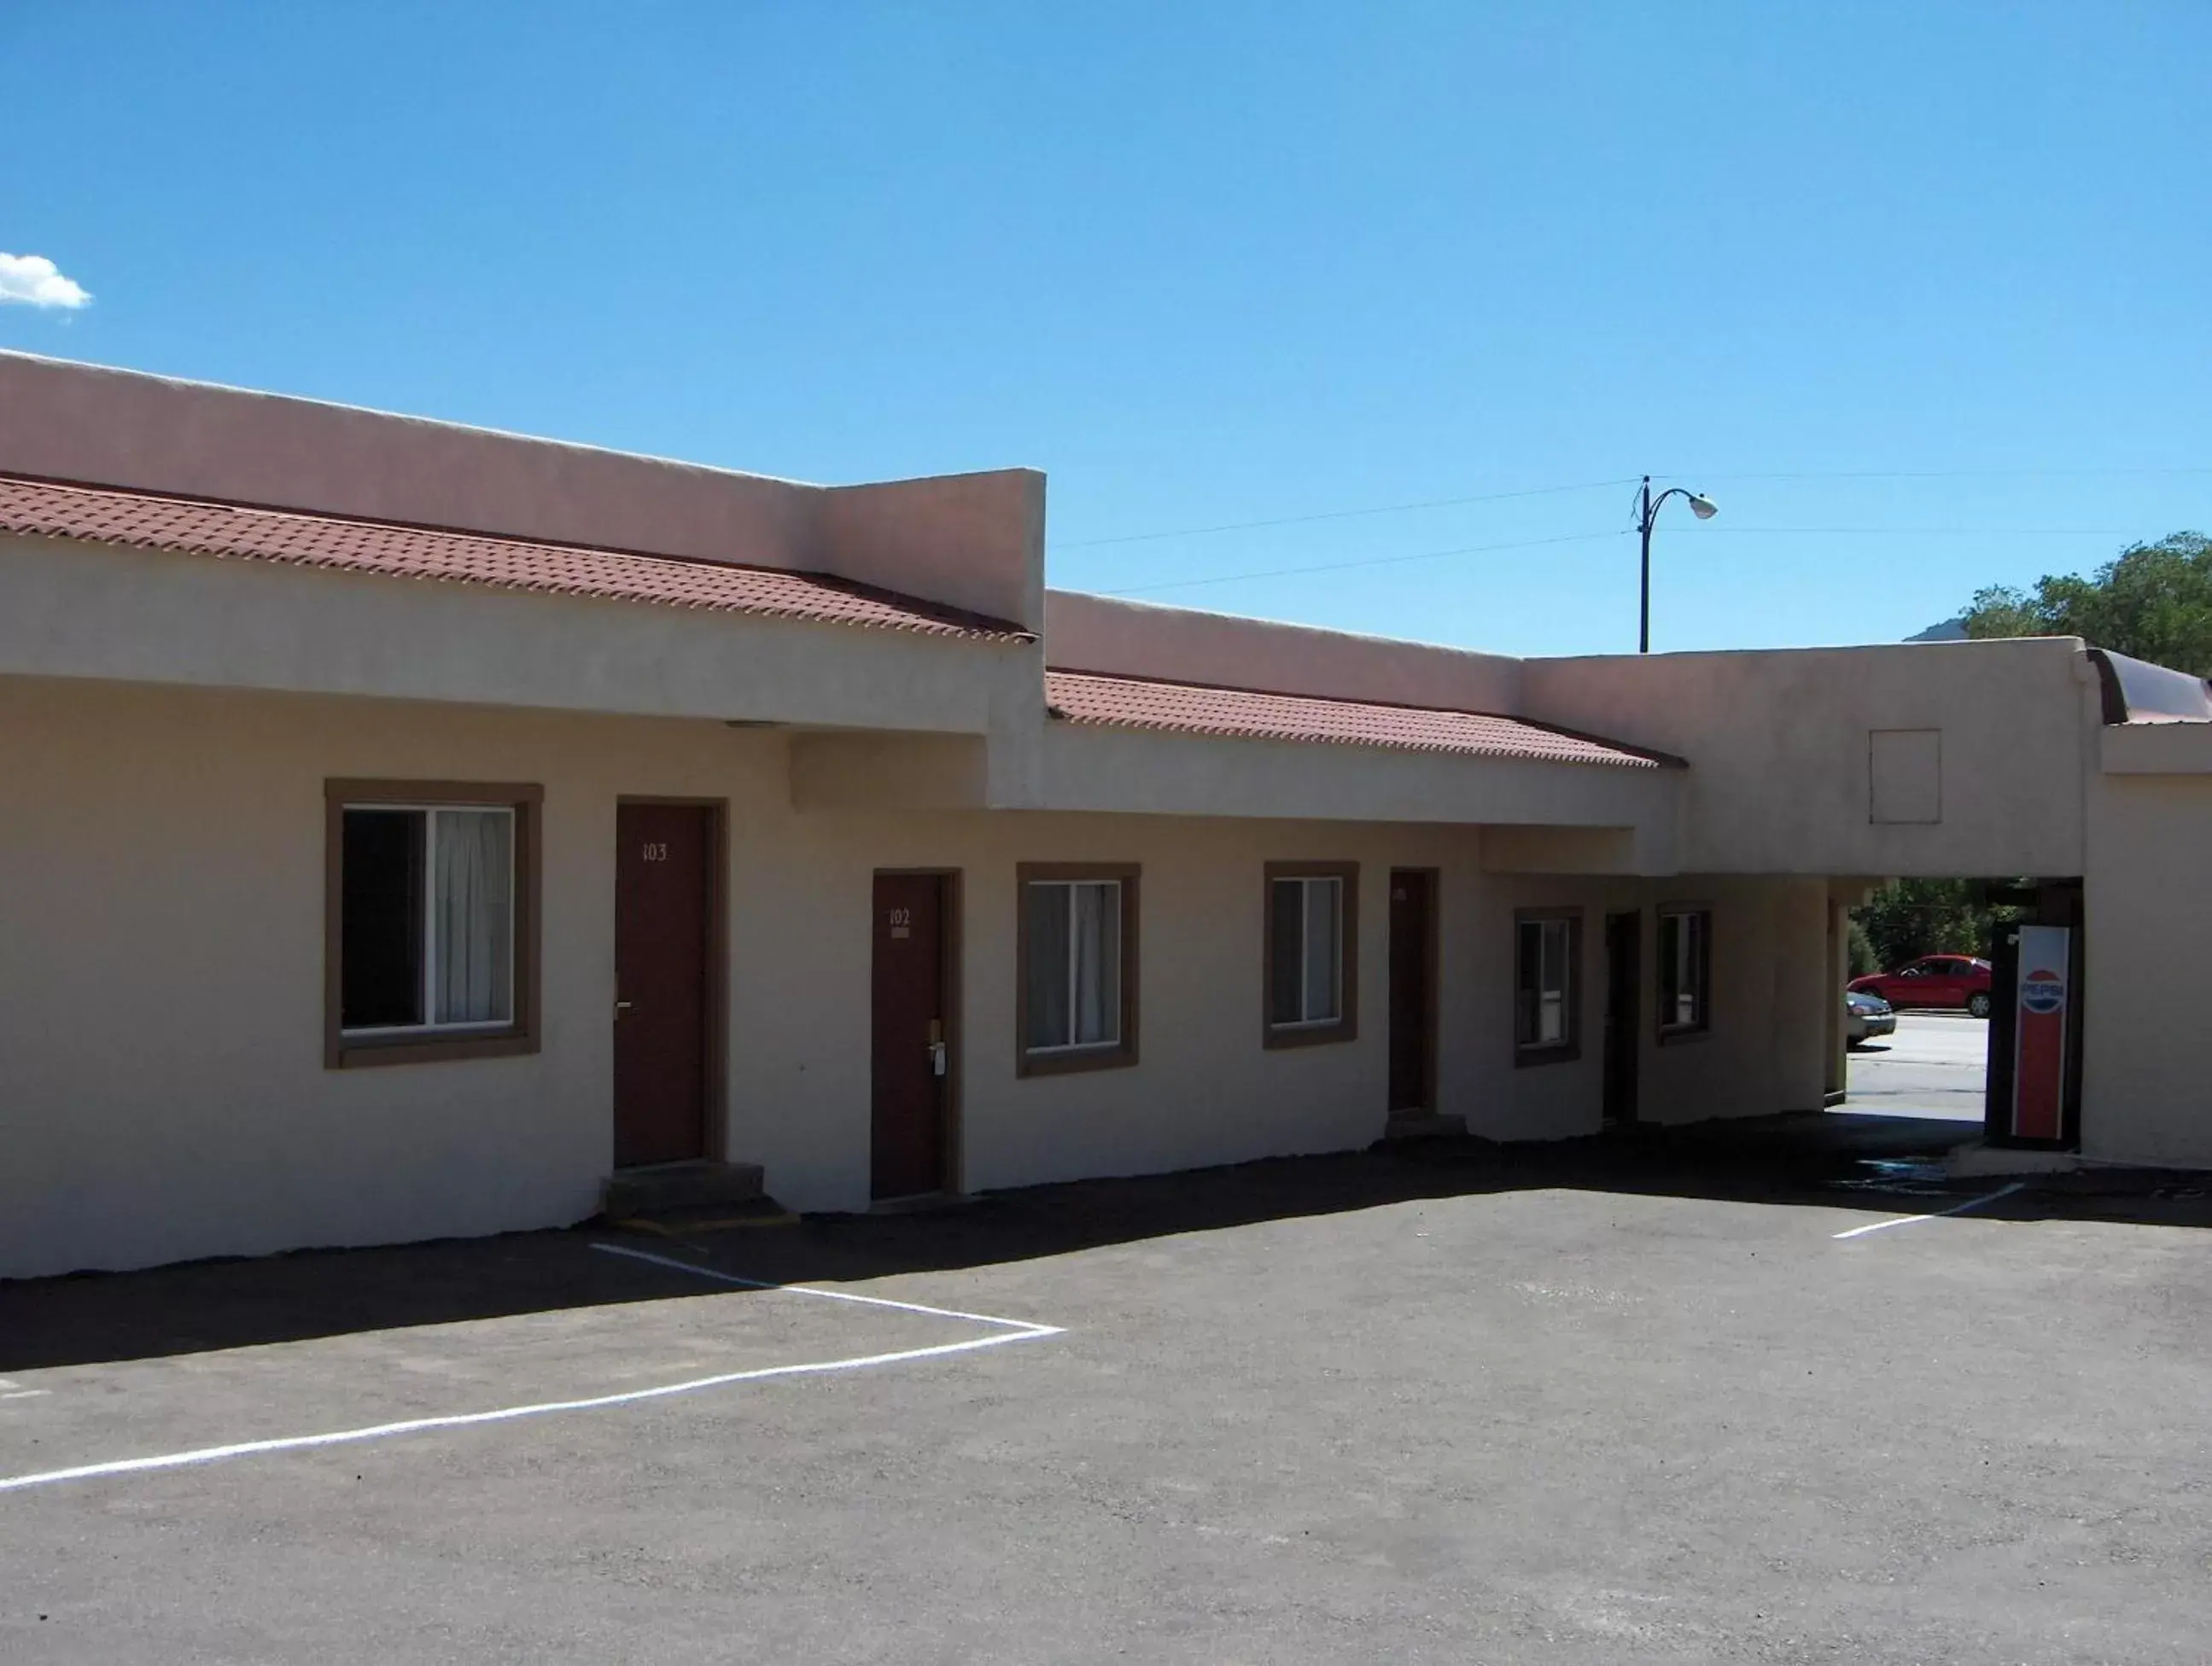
[
  {"left": 0, "top": 531, "right": 1042, "bottom": 743},
  {"left": 0, "top": 351, "right": 1044, "bottom": 630},
  {"left": 2081, "top": 769, "right": 2212, "bottom": 1167},
  {"left": 1522, "top": 638, "right": 2098, "bottom": 878},
  {"left": 1466, "top": 873, "right": 1831, "bottom": 1140},
  {"left": 0, "top": 675, "right": 1830, "bottom": 1279},
  {"left": 1036, "top": 724, "right": 1682, "bottom": 860},
  {"left": 1045, "top": 591, "right": 1525, "bottom": 711}
]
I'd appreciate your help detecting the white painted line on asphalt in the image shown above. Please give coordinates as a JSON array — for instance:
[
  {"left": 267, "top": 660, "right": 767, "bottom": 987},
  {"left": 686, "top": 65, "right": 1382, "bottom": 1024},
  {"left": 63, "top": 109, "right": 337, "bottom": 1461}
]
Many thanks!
[
  {"left": 587, "top": 1241, "right": 1064, "bottom": 1335},
  {"left": 0, "top": 1390, "right": 50, "bottom": 1401},
  {"left": 1831, "top": 1181, "right": 2026, "bottom": 1240},
  {"left": 0, "top": 1251, "right": 1063, "bottom": 1495}
]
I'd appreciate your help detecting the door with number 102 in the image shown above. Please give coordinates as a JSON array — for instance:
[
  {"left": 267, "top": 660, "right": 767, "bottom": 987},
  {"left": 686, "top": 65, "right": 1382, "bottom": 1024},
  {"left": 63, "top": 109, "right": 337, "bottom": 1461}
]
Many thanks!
[{"left": 871, "top": 872, "right": 949, "bottom": 1198}]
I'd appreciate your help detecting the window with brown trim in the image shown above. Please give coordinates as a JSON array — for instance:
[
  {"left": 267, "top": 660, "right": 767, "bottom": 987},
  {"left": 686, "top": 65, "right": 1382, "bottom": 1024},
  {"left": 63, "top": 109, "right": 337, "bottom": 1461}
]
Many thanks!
[
  {"left": 1264, "top": 861, "right": 1358, "bottom": 1048},
  {"left": 1016, "top": 863, "right": 1139, "bottom": 1076},
  {"left": 325, "top": 780, "right": 542, "bottom": 1069},
  {"left": 1514, "top": 907, "right": 1581, "bottom": 1063},
  {"left": 1658, "top": 906, "right": 1712, "bottom": 1039}
]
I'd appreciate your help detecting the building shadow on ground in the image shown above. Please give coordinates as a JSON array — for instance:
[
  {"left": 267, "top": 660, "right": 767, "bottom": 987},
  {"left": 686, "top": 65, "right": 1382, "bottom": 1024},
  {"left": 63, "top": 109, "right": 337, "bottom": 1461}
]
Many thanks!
[{"left": 7, "top": 1110, "right": 2208, "bottom": 1373}]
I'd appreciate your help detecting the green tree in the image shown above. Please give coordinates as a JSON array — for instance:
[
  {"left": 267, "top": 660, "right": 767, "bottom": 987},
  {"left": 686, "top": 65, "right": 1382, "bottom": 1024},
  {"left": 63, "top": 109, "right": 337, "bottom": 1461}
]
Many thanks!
[
  {"left": 1962, "top": 532, "right": 2212, "bottom": 673},
  {"left": 1854, "top": 877, "right": 1987, "bottom": 973}
]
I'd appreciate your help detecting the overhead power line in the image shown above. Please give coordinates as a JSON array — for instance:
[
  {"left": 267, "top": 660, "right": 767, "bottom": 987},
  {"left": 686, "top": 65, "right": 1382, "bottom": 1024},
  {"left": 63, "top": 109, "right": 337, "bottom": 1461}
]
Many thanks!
[
  {"left": 1101, "top": 529, "right": 1628, "bottom": 597},
  {"left": 1051, "top": 477, "right": 1640, "bottom": 551},
  {"left": 1098, "top": 521, "right": 2170, "bottom": 600},
  {"left": 1053, "top": 464, "right": 2209, "bottom": 556},
  {"left": 1700, "top": 525, "right": 2144, "bottom": 537},
  {"left": 1685, "top": 466, "right": 2212, "bottom": 484}
]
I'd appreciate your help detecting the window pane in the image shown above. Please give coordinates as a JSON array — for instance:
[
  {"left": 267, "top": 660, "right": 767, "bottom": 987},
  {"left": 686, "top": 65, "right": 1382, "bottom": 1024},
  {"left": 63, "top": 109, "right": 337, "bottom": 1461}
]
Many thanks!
[
  {"left": 1660, "top": 912, "right": 1704, "bottom": 1028},
  {"left": 1024, "top": 883, "right": 1071, "bottom": 1050},
  {"left": 341, "top": 809, "right": 424, "bottom": 1029},
  {"left": 433, "top": 810, "right": 514, "bottom": 1025},
  {"left": 1539, "top": 924, "right": 1574, "bottom": 1040},
  {"left": 1680, "top": 915, "right": 1700, "bottom": 1025},
  {"left": 1687, "top": 914, "right": 1705, "bottom": 1025},
  {"left": 1071, "top": 882, "right": 1121, "bottom": 1046},
  {"left": 1269, "top": 877, "right": 1305, "bottom": 1025},
  {"left": 1303, "top": 878, "right": 1340, "bottom": 1022},
  {"left": 1515, "top": 919, "right": 1541, "bottom": 1045},
  {"left": 1538, "top": 919, "right": 1571, "bottom": 1045}
]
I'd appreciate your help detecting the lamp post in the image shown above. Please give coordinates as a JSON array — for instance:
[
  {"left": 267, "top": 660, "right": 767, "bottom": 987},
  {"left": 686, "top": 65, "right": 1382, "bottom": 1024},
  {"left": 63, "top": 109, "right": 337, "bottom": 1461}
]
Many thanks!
[{"left": 1637, "top": 475, "right": 1718, "bottom": 654}]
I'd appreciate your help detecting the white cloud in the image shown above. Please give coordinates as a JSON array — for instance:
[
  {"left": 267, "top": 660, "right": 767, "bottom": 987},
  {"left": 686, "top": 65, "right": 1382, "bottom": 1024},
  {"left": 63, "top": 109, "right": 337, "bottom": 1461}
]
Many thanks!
[{"left": 0, "top": 253, "right": 92, "bottom": 309}]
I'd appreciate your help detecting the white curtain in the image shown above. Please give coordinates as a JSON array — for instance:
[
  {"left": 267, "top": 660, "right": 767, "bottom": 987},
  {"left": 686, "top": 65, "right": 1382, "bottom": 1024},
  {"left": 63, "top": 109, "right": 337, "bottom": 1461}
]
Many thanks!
[
  {"left": 1071, "top": 881, "right": 1120, "bottom": 1046},
  {"left": 1303, "top": 878, "right": 1340, "bottom": 1022},
  {"left": 434, "top": 809, "right": 514, "bottom": 1024}
]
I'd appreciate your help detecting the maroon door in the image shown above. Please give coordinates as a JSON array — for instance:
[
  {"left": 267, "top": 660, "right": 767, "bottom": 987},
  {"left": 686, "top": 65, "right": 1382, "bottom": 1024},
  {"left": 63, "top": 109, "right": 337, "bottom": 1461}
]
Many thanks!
[
  {"left": 872, "top": 873, "right": 948, "bottom": 1199},
  {"left": 614, "top": 803, "right": 713, "bottom": 1168},
  {"left": 1388, "top": 871, "right": 1435, "bottom": 1114}
]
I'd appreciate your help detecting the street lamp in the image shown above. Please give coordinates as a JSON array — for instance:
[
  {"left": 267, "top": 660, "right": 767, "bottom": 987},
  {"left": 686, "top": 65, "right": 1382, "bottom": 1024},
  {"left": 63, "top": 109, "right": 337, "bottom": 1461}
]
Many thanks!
[{"left": 1637, "top": 475, "right": 1718, "bottom": 654}]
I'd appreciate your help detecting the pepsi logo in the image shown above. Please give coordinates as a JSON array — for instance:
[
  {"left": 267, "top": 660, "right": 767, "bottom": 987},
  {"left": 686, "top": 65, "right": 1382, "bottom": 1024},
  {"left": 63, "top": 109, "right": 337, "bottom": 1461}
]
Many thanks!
[{"left": 2021, "top": 970, "right": 2065, "bottom": 1015}]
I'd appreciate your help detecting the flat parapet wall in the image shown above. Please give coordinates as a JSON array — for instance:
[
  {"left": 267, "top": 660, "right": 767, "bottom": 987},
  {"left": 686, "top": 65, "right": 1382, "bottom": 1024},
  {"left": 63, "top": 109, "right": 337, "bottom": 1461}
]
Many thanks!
[
  {"left": 1520, "top": 637, "right": 2097, "bottom": 877},
  {"left": 1045, "top": 591, "right": 1525, "bottom": 713},
  {"left": 0, "top": 352, "right": 1043, "bottom": 632}
]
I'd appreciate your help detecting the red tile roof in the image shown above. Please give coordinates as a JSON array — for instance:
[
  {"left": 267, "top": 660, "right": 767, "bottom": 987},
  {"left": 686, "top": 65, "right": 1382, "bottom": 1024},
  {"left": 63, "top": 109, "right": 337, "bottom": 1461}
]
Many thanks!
[
  {"left": 0, "top": 475, "right": 1032, "bottom": 642},
  {"left": 1045, "top": 668, "right": 1670, "bottom": 768}
]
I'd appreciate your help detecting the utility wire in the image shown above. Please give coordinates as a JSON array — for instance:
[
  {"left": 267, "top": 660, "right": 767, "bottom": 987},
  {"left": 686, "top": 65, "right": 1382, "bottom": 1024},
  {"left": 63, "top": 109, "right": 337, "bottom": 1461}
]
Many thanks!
[
  {"left": 1101, "top": 528, "right": 1627, "bottom": 597},
  {"left": 1697, "top": 525, "right": 2144, "bottom": 536},
  {"left": 1099, "top": 522, "right": 2157, "bottom": 600},
  {"left": 1054, "top": 465, "right": 2209, "bottom": 556},
  {"left": 1051, "top": 476, "right": 1640, "bottom": 550},
  {"left": 1683, "top": 466, "right": 2212, "bottom": 483}
]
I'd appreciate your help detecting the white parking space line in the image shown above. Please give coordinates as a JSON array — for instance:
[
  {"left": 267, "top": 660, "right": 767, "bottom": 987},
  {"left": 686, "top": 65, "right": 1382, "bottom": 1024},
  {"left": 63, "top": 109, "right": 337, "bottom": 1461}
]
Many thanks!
[
  {"left": 1831, "top": 1182, "right": 2025, "bottom": 1241},
  {"left": 0, "top": 1251, "right": 1063, "bottom": 1496},
  {"left": 587, "top": 1241, "right": 1063, "bottom": 1335}
]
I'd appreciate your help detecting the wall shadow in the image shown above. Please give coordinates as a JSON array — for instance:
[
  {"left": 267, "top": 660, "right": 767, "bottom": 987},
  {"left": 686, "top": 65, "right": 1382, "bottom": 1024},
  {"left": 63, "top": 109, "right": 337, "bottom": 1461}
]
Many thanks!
[{"left": 7, "top": 1110, "right": 2207, "bottom": 1374}]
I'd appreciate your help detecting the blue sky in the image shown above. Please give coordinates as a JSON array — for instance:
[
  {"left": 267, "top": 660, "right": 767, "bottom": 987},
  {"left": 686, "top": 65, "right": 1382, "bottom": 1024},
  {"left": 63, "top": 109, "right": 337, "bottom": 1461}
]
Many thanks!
[{"left": 3, "top": 1, "right": 2207, "bottom": 655}]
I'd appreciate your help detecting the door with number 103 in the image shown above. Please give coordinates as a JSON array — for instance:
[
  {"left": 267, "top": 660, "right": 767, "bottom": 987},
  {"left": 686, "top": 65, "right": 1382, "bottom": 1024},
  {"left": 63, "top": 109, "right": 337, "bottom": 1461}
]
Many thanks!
[{"left": 614, "top": 802, "right": 714, "bottom": 1168}]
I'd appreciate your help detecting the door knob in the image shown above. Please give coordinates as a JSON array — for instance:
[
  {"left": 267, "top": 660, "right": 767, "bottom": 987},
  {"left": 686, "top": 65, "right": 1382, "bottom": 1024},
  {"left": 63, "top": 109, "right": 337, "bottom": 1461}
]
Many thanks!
[{"left": 615, "top": 999, "right": 634, "bottom": 1016}]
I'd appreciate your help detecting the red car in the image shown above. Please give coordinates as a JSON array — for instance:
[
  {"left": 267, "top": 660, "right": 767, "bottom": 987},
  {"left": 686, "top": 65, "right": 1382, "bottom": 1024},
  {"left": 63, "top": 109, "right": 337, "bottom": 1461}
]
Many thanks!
[{"left": 1849, "top": 954, "right": 1994, "bottom": 1018}]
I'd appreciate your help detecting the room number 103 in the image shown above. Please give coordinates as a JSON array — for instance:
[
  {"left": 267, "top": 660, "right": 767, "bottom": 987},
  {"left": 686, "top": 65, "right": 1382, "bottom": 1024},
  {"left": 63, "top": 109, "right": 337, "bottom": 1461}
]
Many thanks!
[{"left": 641, "top": 842, "right": 670, "bottom": 862}]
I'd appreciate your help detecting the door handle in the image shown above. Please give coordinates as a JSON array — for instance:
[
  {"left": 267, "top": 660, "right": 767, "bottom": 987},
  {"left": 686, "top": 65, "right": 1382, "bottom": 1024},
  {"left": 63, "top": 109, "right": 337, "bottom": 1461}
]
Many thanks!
[
  {"left": 930, "top": 1040, "right": 948, "bottom": 1077},
  {"left": 615, "top": 999, "right": 634, "bottom": 1017}
]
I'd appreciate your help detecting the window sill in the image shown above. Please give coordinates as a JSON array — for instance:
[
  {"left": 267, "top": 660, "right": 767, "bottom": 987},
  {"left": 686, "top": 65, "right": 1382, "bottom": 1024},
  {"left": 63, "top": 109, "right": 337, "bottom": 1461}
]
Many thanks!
[
  {"left": 1264, "top": 1021, "right": 1357, "bottom": 1051},
  {"left": 329, "top": 1030, "right": 538, "bottom": 1070},
  {"left": 1514, "top": 1042, "right": 1581, "bottom": 1069},
  {"left": 1657, "top": 1026, "right": 1713, "bottom": 1048},
  {"left": 1018, "top": 1045, "right": 1137, "bottom": 1079}
]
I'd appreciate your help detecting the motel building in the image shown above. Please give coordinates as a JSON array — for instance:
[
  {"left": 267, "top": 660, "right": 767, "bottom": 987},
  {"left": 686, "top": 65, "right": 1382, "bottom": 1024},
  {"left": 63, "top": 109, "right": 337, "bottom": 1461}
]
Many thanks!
[{"left": 4, "top": 350, "right": 2212, "bottom": 1282}]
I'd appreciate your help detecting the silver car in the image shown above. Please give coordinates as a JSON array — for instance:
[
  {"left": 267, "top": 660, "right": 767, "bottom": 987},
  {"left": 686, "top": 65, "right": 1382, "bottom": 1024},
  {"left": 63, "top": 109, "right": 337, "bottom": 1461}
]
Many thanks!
[{"left": 1846, "top": 988, "right": 1895, "bottom": 1047}]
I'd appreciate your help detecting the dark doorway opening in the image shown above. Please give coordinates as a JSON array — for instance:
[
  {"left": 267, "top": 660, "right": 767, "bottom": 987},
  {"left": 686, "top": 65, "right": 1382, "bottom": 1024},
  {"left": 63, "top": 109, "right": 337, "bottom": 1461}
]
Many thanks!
[
  {"left": 613, "top": 801, "right": 719, "bottom": 1168},
  {"left": 872, "top": 871, "right": 956, "bottom": 1200},
  {"left": 1388, "top": 870, "right": 1438, "bottom": 1115},
  {"left": 1603, "top": 910, "right": 1642, "bottom": 1126}
]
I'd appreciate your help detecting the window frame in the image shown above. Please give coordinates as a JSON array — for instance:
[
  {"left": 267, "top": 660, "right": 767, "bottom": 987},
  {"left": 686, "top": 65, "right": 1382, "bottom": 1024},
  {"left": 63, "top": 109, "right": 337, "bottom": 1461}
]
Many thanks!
[
  {"left": 1656, "top": 904, "right": 1713, "bottom": 1042},
  {"left": 324, "top": 779, "right": 543, "bottom": 1069},
  {"left": 1014, "top": 862, "right": 1140, "bottom": 1078},
  {"left": 1513, "top": 906, "right": 1583, "bottom": 1066},
  {"left": 1262, "top": 861, "right": 1359, "bottom": 1049}
]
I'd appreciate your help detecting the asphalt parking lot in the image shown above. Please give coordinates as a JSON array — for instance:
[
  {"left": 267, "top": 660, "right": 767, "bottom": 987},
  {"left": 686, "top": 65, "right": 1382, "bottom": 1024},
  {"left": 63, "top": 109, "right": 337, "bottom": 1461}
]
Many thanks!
[{"left": 5, "top": 1118, "right": 2211, "bottom": 1664}]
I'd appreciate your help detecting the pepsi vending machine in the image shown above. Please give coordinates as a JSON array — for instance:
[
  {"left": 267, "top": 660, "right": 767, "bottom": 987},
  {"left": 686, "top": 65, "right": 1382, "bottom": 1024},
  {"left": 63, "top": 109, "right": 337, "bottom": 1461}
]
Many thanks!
[{"left": 1984, "top": 883, "right": 2085, "bottom": 1148}]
